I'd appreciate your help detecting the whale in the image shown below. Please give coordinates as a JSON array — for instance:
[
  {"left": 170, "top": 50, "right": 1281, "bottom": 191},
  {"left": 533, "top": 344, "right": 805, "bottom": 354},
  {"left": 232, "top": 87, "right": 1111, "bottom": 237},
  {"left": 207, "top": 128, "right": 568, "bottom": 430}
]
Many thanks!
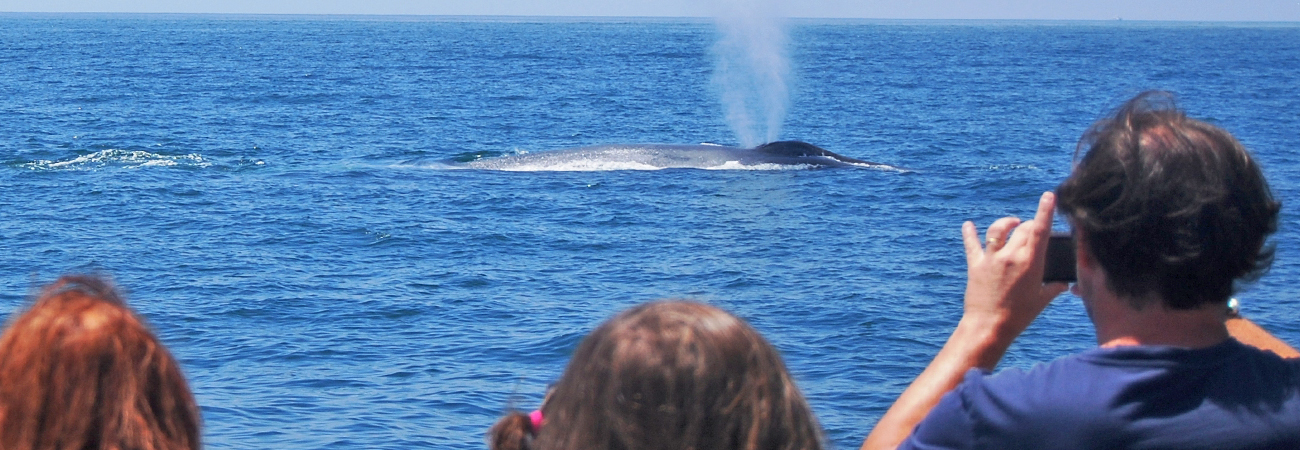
[{"left": 454, "top": 141, "right": 894, "bottom": 171}]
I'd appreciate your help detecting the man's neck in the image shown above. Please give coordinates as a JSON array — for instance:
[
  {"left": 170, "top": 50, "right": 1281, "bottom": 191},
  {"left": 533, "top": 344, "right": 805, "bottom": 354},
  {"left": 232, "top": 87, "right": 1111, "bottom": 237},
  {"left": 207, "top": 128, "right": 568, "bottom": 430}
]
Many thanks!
[{"left": 1092, "top": 296, "right": 1230, "bottom": 349}]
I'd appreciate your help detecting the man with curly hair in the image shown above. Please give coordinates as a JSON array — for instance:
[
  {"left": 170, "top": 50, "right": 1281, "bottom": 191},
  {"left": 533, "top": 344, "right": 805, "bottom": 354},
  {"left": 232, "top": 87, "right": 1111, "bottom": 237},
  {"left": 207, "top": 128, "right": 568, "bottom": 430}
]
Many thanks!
[{"left": 864, "top": 91, "right": 1300, "bottom": 450}]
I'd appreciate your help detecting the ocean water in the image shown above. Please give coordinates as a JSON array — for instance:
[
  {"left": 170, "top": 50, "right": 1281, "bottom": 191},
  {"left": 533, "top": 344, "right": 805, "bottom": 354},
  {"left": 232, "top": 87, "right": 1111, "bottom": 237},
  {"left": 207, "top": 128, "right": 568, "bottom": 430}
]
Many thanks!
[{"left": 2, "top": 14, "right": 1299, "bottom": 449}]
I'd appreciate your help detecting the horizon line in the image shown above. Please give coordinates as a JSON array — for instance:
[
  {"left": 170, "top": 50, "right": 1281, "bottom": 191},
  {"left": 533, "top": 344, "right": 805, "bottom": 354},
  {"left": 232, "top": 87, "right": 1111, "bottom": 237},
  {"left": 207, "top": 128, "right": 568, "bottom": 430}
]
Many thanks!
[{"left": 2, "top": 11, "right": 1299, "bottom": 24}]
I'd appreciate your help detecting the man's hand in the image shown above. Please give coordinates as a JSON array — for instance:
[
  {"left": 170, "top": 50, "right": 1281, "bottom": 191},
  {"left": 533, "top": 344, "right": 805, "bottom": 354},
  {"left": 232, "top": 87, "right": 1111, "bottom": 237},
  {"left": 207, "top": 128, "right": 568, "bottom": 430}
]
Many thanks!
[
  {"left": 958, "top": 192, "right": 1070, "bottom": 368},
  {"left": 861, "top": 192, "right": 1068, "bottom": 450}
]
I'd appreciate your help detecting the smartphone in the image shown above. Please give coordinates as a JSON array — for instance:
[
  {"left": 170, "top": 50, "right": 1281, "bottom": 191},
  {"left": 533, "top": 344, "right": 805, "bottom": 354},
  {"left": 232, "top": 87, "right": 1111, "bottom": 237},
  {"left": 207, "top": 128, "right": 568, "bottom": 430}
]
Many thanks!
[{"left": 1043, "top": 232, "right": 1076, "bottom": 283}]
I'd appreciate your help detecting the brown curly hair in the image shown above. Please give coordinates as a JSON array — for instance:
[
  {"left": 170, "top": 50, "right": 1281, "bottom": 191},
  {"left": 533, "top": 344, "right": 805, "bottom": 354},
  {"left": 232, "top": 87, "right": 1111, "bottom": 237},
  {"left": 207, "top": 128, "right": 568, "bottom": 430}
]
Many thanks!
[
  {"left": 1056, "top": 91, "right": 1280, "bottom": 309},
  {"left": 489, "top": 300, "right": 822, "bottom": 450}
]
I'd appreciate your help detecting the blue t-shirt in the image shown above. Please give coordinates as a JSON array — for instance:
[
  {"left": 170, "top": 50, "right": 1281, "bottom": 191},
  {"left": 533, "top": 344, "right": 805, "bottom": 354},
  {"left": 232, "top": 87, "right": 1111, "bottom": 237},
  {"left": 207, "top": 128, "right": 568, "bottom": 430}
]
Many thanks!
[{"left": 901, "top": 339, "right": 1300, "bottom": 450}]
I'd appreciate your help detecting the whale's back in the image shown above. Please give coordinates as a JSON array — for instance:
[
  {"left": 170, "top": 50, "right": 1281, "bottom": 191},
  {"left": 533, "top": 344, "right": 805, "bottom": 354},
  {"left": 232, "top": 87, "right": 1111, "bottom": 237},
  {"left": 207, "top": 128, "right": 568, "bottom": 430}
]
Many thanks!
[
  {"left": 754, "top": 141, "right": 832, "bottom": 157},
  {"left": 753, "top": 141, "right": 883, "bottom": 167},
  {"left": 452, "top": 141, "right": 893, "bottom": 171}
]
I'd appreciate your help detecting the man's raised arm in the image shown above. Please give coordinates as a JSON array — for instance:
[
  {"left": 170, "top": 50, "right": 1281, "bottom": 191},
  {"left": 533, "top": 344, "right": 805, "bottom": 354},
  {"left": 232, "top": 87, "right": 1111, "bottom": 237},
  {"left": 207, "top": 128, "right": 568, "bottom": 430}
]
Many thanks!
[{"left": 861, "top": 192, "right": 1068, "bottom": 450}]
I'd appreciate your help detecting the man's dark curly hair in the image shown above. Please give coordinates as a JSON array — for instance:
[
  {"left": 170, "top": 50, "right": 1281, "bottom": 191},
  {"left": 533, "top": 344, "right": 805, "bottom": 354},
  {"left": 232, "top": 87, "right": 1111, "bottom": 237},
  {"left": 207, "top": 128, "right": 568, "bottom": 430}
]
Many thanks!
[{"left": 1056, "top": 91, "right": 1280, "bottom": 310}]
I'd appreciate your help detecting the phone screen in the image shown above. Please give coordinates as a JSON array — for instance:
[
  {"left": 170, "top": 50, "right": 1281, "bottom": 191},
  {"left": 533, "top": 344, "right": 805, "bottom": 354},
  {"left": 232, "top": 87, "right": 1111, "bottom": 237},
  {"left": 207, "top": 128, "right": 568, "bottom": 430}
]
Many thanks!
[{"left": 1043, "top": 233, "right": 1076, "bottom": 283}]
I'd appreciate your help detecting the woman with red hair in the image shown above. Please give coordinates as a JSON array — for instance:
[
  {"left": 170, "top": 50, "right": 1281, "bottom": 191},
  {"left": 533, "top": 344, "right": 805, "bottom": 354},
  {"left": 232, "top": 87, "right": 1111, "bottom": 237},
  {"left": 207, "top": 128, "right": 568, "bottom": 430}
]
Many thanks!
[{"left": 0, "top": 276, "right": 201, "bottom": 450}]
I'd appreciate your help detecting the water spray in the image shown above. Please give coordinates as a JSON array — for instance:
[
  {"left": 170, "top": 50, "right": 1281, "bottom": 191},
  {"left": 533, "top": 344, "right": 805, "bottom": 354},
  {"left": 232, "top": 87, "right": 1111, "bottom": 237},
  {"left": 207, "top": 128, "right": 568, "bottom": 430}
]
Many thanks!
[{"left": 710, "top": 0, "right": 791, "bottom": 148}]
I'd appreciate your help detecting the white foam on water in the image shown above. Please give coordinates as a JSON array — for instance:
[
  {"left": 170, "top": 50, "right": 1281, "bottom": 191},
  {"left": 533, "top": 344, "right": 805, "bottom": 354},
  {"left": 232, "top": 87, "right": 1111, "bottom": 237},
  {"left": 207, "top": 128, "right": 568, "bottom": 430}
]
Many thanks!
[
  {"left": 987, "top": 164, "right": 1041, "bottom": 171},
  {"left": 407, "top": 161, "right": 465, "bottom": 170},
  {"left": 849, "top": 161, "right": 910, "bottom": 172},
  {"left": 22, "top": 149, "right": 209, "bottom": 170}
]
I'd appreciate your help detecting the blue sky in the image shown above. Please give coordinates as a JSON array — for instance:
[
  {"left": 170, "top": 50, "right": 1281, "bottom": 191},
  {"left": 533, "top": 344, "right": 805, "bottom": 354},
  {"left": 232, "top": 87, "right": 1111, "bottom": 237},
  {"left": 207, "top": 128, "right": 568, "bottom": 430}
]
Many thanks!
[{"left": 2, "top": 0, "right": 1299, "bottom": 21}]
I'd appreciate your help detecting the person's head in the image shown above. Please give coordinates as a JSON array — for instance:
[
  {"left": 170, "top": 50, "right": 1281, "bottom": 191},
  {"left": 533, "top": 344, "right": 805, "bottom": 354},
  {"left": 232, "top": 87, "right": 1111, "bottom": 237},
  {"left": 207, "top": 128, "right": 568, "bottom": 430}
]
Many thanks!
[
  {"left": 0, "top": 276, "right": 201, "bottom": 450},
  {"left": 489, "top": 300, "right": 822, "bottom": 450},
  {"left": 1056, "top": 91, "right": 1280, "bottom": 311}
]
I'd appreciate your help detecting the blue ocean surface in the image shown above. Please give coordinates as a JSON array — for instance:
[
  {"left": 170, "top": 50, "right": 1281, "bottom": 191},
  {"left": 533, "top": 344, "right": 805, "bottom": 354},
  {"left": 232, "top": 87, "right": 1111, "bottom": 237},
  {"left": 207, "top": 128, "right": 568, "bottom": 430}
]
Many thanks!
[{"left": 2, "top": 14, "right": 1299, "bottom": 449}]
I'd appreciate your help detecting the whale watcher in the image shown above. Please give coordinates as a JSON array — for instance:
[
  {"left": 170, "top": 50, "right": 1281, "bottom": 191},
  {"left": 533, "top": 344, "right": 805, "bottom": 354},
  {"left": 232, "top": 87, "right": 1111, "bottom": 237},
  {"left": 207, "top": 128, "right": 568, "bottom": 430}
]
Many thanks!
[
  {"left": 488, "top": 300, "right": 823, "bottom": 450},
  {"left": 0, "top": 276, "right": 201, "bottom": 450},
  {"left": 863, "top": 91, "right": 1300, "bottom": 450}
]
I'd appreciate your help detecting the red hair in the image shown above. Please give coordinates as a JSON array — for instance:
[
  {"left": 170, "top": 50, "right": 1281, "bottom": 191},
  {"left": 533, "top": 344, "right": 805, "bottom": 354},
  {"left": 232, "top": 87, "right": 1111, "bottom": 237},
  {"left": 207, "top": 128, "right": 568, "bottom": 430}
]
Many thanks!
[{"left": 0, "top": 276, "right": 201, "bottom": 450}]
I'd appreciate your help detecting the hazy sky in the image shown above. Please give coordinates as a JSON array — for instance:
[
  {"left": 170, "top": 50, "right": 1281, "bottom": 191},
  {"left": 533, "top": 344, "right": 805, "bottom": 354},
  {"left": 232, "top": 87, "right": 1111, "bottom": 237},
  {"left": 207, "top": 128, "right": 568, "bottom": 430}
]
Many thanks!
[{"left": 3, "top": 0, "right": 1299, "bottom": 21}]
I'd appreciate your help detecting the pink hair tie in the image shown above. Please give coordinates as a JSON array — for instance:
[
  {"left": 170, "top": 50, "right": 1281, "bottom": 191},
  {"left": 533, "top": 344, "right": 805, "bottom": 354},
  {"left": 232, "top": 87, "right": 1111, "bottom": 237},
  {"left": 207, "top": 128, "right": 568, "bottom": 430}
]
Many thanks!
[{"left": 528, "top": 409, "right": 545, "bottom": 431}]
